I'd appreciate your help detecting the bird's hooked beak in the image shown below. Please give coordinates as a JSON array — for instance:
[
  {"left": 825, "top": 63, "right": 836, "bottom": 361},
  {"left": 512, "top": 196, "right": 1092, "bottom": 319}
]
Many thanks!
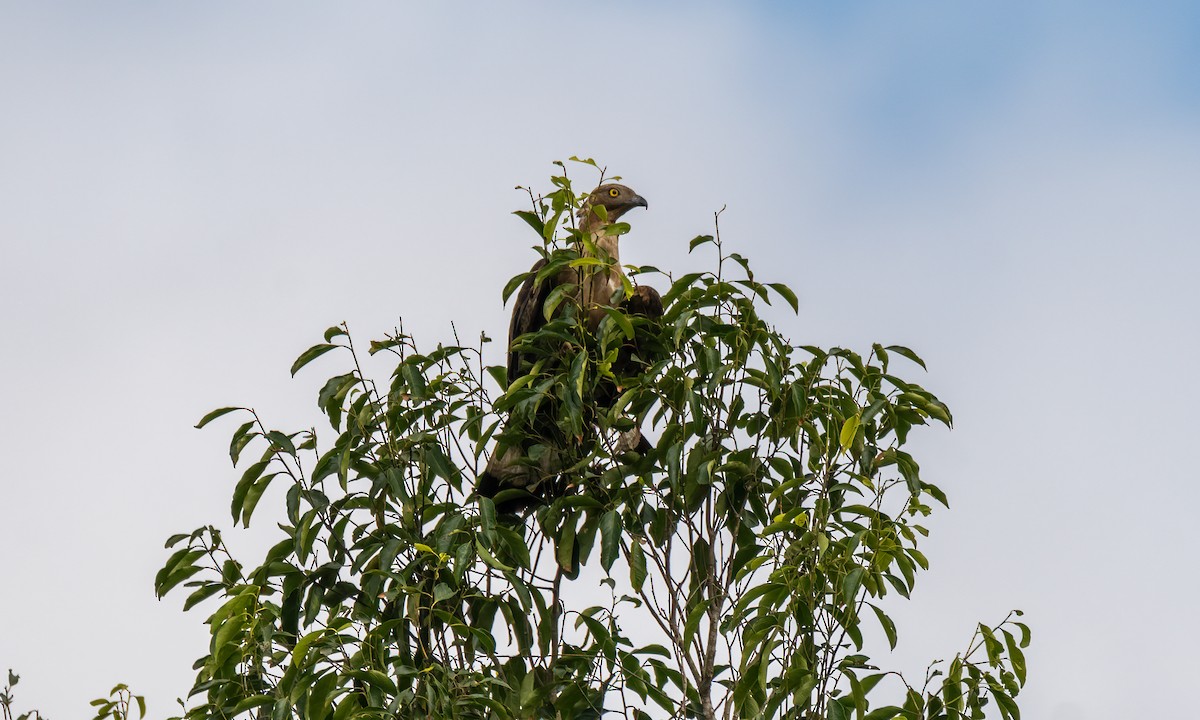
[{"left": 630, "top": 194, "right": 648, "bottom": 210}]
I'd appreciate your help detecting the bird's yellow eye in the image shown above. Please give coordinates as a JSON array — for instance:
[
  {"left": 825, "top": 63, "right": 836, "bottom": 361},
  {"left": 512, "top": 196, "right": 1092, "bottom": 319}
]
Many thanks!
[{"left": 608, "top": 188, "right": 620, "bottom": 197}]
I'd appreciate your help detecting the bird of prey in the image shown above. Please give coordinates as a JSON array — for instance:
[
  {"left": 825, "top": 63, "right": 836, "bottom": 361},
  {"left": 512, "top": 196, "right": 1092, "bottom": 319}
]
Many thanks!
[{"left": 477, "top": 183, "right": 663, "bottom": 512}]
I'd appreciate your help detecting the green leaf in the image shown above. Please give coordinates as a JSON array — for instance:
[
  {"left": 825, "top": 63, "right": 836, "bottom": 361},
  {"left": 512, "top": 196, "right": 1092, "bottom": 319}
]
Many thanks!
[
  {"left": 332, "top": 695, "right": 361, "bottom": 720},
  {"left": 1003, "top": 629, "right": 1028, "bottom": 685},
  {"left": 289, "top": 628, "right": 327, "bottom": 670},
  {"left": 433, "top": 583, "right": 455, "bottom": 604},
  {"left": 155, "top": 548, "right": 204, "bottom": 597},
  {"left": 869, "top": 603, "right": 898, "bottom": 649},
  {"left": 513, "top": 209, "right": 545, "bottom": 236},
  {"left": 601, "top": 306, "right": 635, "bottom": 340},
  {"left": 211, "top": 610, "right": 248, "bottom": 666},
  {"left": 842, "top": 567, "right": 865, "bottom": 605},
  {"left": 229, "top": 695, "right": 273, "bottom": 715},
  {"left": 629, "top": 540, "right": 647, "bottom": 592},
  {"left": 1016, "top": 620, "right": 1032, "bottom": 648},
  {"left": 600, "top": 510, "right": 621, "bottom": 572},
  {"left": 163, "top": 533, "right": 189, "bottom": 548},
  {"left": 485, "top": 364, "right": 509, "bottom": 389},
  {"left": 476, "top": 539, "right": 514, "bottom": 572},
  {"left": 478, "top": 497, "right": 497, "bottom": 537},
  {"left": 980, "top": 623, "right": 1003, "bottom": 666},
  {"left": 569, "top": 256, "right": 612, "bottom": 269},
  {"left": 543, "top": 206, "right": 564, "bottom": 240},
  {"left": 195, "top": 406, "right": 241, "bottom": 429},
  {"left": 240, "top": 473, "right": 277, "bottom": 527},
  {"left": 290, "top": 343, "right": 339, "bottom": 377},
  {"left": 265, "top": 430, "right": 296, "bottom": 456},
  {"left": 827, "top": 698, "right": 851, "bottom": 720},
  {"left": 228, "top": 420, "right": 257, "bottom": 465},
  {"left": 990, "top": 684, "right": 1020, "bottom": 720},
  {"left": 885, "top": 345, "right": 927, "bottom": 370},
  {"left": 943, "top": 657, "right": 965, "bottom": 712},
  {"left": 683, "top": 599, "right": 711, "bottom": 650},
  {"left": 543, "top": 282, "right": 576, "bottom": 321},
  {"left": 840, "top": 414, "right": 861, "bottom": 450},
  {"left": 182, "top": 582, "right": 224, "bottom": 612},
  {"left": 689, "top": 235, "right": 714, "bottom": 251},
  {"left": 503, "top": 269, "right": 534, "bottom": 304},
  {"left": 767, "top": 282, "right": 799, "bottom": 313},
  {"left": 348, "top": 669, "right": 398, "bottom": 697},
  {"left": 557, "top": 521, "right": 577, "bottom": 573},
  {"left": 570, "top": 351, "right": 587, "bottom": 405},
  {"left": 307, "top": 672, "right": 337, "bottom": 719},
  {"left": 231, "top": 460, "right": 270, "bottom": 523},
  {"left": 924, "top": 482, "right": 950, "bottom": 508}
]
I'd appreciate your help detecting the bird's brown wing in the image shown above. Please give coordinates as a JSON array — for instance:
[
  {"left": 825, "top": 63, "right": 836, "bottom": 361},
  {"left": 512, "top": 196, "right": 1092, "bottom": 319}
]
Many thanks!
[
  {"left": 507, "top": 257, "right": 552, "bottom": 385},
  {"left": 624, "top": 284, "right": 663, "bottom": 319},
  {"left": 610, "top": 284, "right": 665, "bottom": 381}
]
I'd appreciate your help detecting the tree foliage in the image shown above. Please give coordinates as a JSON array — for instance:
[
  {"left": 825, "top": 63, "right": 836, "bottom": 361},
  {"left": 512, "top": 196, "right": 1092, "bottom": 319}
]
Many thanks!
[
  {"left": 0, "top": 672, "right": 144, "bottom": 720},
  {"left": 157, "top": 160, "right": 1030, "bottom": 719}
]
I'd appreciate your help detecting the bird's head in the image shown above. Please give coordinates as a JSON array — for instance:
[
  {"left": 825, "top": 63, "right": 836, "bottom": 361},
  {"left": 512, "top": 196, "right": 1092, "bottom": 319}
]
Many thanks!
[{"left": 581, "top": 183, "right": 648, "bottom": 226}]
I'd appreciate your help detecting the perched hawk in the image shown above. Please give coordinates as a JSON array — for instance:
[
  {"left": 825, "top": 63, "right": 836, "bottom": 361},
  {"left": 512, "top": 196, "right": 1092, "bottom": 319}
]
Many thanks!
[{"left": 477, "top": 183, "right": 663, "bottom": 512}]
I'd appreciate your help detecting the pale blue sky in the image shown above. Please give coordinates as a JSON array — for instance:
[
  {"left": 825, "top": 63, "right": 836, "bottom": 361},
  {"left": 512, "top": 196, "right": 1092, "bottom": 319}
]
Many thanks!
[{"left": 1, "top": 3, "right": 1197, "bottom": 718}]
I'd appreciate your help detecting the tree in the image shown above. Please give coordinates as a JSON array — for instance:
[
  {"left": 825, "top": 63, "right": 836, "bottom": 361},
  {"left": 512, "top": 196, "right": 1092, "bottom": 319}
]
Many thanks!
[
  {"left": 0, "top": 671, "right": 145, "bottom": 720},
  {"left": 156, "top": 160, "right": 1030, "bottom": 719}
]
